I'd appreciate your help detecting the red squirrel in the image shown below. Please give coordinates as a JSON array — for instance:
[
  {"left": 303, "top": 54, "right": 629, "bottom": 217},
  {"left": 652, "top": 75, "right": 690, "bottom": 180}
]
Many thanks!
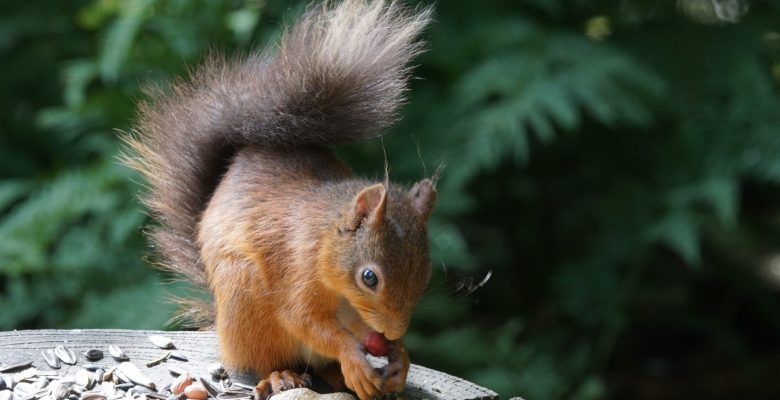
[{"left": 122, "top": 1, "right": 435, "bottom": 399}]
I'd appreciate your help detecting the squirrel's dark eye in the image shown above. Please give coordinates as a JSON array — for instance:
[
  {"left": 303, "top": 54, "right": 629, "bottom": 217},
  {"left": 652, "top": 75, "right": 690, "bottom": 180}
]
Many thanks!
[{"left": 362, "top": 268, "right": 379, "bottom": 289}]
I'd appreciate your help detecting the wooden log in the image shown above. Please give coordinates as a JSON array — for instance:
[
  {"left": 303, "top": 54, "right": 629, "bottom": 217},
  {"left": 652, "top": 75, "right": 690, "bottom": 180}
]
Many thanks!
[{"left": 0, "top": 330, "right": 497, "bottom": 400}]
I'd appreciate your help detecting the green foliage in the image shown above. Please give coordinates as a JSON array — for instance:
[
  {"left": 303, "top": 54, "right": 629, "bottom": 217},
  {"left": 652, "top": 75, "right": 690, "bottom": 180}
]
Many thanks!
[{"left": 3, "top": 0, "right": 780, "bottom": 399}]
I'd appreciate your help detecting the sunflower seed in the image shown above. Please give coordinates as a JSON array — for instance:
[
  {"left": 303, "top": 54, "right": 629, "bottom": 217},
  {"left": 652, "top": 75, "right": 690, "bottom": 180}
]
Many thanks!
[
  {"left": 32, "top": 388, "right": 48, "bottom": 400},
  {"left": 31, "top": 378, "right": 47, "bottom": 391},
  {"left": 91, "top": 371, "right": 102, "bottom": 386},
  {"left": 13, "top": 369, "right": 38, "bottom": 383},
  {"left": 53, "top": 347, "right": 77, "bottom": 366},
  {"left": 218, "top": 380, "right": 231, "bottom": 393},
  {"left": 106, "top": 347, "right": 127, "bottom": 362},
  {"left": 147, "top": 336, "right": 174, "bottom": 350},
  {"left": 13, "top": 382, "right": 35, "bottom": 398},
  {"left": 1, "top": 375, "right": 15, "bottom": 390},
  {"left": 97, "top": 383, "right": 113, "bottom": 398},
  {"left": 49, "top": 381, "right": 71, "bottom": 400},
  {"left": 111, "top": 370, "right": 128, "bottom": 386},
  {"left": 82, "top": 351, "right": 102, "bottom": 363},
  {"left": 79, "top": 392, "right": 106, "bottom": 400},
  {"left": 116, "top": 364, "right": 153, "bottom": 391},
  {"left": 129, "top": 386, "right": 155, "bottom": 397},
  {"left": 74, "top": 371, "right": 93, "bottom": 391},
  {"left": 41, "top": 350, "right": 60, "bottom": 370}
]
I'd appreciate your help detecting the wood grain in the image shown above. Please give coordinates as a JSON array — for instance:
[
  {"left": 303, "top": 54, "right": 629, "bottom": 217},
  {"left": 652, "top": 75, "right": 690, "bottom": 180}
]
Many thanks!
[{"left": 0, "top": 330, "right": 497, "bottom": 400}]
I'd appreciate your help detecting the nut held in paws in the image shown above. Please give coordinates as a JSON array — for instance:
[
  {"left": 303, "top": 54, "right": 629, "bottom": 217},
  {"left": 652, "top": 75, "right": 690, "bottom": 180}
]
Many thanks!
[{"left": 362, "top": 332, "right": 389, "bottom": 357}]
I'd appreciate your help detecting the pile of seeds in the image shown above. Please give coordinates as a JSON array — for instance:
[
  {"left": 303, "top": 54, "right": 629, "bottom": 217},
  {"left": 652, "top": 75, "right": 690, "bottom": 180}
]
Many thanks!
[{"left": 0, "top": 336, "right": 254, "bottom": 400}]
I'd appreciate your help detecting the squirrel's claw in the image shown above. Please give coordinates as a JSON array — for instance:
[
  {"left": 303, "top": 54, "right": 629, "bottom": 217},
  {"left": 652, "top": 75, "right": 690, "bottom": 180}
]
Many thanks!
[
  {"left": 382, "top": 341, "right": 410, "bottom": 394},
  {"left": 342, "top": 352, "right": 382, "bottom": 400},
  {"left": 254, "top": 370, "right": 312, "bottom": 400}
]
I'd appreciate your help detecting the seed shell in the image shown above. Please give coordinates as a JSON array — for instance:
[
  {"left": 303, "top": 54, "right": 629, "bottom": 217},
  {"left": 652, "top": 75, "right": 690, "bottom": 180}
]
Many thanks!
[
  {"left": 116, "top": 364, "right": 154, "bottom": 390},
  {"left": 0, "top": 390, "right": 11, "bottom": 400},
  {"left": 168, "top": 353, "right": 187, "bottom": 362},
  {"left": 32, "top": 377, "right": 47, "bottom": 391},
  {"left": 79, "top": 392, "right": 107, "bottom": 400},
  {"left": 93, "top": 370, "right": 104, "bottom": 385},
  {"left": 49, "top": 381, "right": 72, "bottom": 400},
  {"left": 98, "top": 382, "right": 114, "bottom": 397},
  {"left": 13, "top": 382, "right": 36, "bottom": 398},
  {"left": 111, "top": 370, "right": 128, "bottom": 386},
  {"left": 54, "top": 346, "right": 77, "bottom": 365},
  {"left": 165, "top": 367, "right": 187, "bottom": 378},
  {"left": 41, "top": 350, "right": 61, "bottom": 370},
  {"left": 13, "top": 368, "right": 37, "bottom": 383},
  {"left": 147, "top": 336, "right": 174, "bottom": 350},
  {"left": 106, "top": 346, "right": 127, "bottom": 362},
  {"left": 0, "top": 374, "right": 14, "bottom": 391},
  {"left": 0, "top": 363, "right": 33, "bottom": 374},
  {"left": 145, "top": 352, "right": 170, "bottom": 368},
  {"left": 75, "top": 370, "right": 94, "bottom": 390},
  {"left": 227, "top": 383, "right": 253, "bottom": 392}
]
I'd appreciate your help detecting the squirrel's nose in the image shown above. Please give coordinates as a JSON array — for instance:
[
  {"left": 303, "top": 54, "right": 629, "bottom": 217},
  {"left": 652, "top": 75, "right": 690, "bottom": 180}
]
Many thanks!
[{"left": 383, "top": 321, "right": 409, "bottom": 341}]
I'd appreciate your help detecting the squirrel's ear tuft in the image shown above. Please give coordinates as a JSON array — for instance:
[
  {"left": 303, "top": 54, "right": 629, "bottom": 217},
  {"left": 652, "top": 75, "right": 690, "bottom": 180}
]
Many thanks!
[
  {"left": 408, "top": 179, "right": 436, "bottom": 220},
  {"left": 346, "top": 183, "right": 387, "bottom": 231}
]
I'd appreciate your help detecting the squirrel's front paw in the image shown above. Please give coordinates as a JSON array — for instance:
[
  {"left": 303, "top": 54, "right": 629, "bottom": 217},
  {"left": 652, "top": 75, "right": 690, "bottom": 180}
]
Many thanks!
[
  {"left": 382, "top": 341, "right": 410, "bottom": 393},
  {"left": 341, "top": 352, "right": 382, "bottom": 400},
  {"left": 254, "top": 370, "right": 312, "bottom": 400}
]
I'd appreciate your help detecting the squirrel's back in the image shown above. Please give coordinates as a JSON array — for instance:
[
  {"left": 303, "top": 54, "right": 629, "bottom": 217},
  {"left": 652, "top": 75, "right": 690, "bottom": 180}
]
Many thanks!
[{"left": 122, "top": 0, "right": 431, "bottom": 325}]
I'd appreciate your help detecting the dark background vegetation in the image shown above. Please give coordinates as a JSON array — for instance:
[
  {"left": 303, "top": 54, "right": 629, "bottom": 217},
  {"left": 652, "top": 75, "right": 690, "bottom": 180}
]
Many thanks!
[{"left": 2, "top": 0, "right": 780, "bottom": 398}]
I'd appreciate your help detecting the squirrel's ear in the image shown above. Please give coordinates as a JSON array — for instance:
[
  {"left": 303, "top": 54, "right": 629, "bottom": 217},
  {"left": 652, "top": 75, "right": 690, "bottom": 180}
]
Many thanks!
[
  {"left": 408, "top": 179, "right": 436, "bottom": 220},
  {"left": 346, "top": 183, "right": 387, "bottom": 231}
]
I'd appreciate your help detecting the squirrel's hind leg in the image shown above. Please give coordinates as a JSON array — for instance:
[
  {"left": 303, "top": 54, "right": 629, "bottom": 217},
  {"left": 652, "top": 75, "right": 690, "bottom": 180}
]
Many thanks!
[{"left": 254, "top": 370, "right": 312, "bottom": 400}]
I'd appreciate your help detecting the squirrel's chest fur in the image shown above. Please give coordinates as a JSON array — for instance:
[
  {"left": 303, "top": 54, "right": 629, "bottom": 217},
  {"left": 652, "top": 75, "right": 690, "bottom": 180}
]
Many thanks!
[{"left": 198, "top": 145, "right": 359, "bottom": 372}]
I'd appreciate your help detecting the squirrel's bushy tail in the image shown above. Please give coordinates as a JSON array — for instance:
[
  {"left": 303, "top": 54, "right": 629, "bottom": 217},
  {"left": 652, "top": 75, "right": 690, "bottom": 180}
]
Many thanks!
[{"left": 122, "top": 0, "right": 431, "bottom": 327}]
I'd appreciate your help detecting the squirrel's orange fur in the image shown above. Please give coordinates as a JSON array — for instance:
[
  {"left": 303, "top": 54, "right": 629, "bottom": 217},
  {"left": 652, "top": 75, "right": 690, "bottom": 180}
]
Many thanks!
[{"left": 123, "top": 1, "right": 434, "bottom": 399}]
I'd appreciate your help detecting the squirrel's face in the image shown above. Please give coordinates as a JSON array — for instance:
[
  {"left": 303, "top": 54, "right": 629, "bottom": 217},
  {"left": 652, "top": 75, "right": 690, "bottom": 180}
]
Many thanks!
[{"left": 325, "top": 180, "right": 436, "bottom": 341}]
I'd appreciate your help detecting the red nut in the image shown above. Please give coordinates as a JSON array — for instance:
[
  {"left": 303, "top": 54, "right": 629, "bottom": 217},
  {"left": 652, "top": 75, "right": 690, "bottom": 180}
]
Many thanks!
[
  {"left": 184, "top": 382, "right": 208, "bottom": 400},
  {"left": 363, "top": 331, "right": 389, "bottom": 357},
  {"left": 171, "top": 372, "right": 193, "bottom": 395}
]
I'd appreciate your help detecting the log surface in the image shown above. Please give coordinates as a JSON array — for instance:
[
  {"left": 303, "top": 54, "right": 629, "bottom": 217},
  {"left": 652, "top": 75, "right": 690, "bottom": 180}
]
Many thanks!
[{"left": 0, "top": 330, "right": 497, "bottom": 400}]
